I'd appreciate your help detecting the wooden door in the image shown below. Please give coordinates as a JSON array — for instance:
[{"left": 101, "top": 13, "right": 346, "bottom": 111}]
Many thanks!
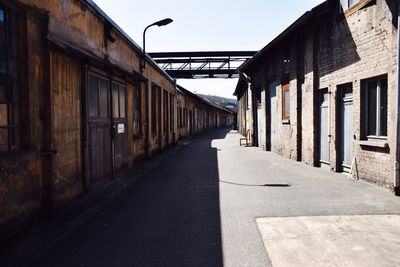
[
  {"left": 158, "top": 87, "right": 162, "bottom": 150},
  {"left": 163, "top": 90, "right": 169, "bottom": 146},
  {"left": 339, "top": 84, "right": 353, "bottom": 171},
  {"left": 269, "top": 82, "right": 277, "bottom": 152},
  {"left": 86, "top": 73, "right": 112, "bottom": 186},
  {"left": 111, "top": 82, "right": 128, "bottom": 175},
  {"left": 319, "top": 89, "right": 330, "bottom": 165}
]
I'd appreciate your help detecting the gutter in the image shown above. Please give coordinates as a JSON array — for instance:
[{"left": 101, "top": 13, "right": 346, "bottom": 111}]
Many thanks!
[{"left": 394, "top": 2, "right": 400, "bottom": 194}]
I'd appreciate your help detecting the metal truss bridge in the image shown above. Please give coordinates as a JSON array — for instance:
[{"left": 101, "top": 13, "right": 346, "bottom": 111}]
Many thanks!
[{"left": 148, "top": 51, "right": 257, "bottom": 79}]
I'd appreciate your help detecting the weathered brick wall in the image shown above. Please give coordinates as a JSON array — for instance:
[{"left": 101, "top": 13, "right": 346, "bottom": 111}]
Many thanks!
[
  {"left": 263, "top": 44, "right": 299, "bottom": 160},
  {"left": 315, "top": 0, "right": 397, "bottom": 187},
  {"left": 302, "top": 31, "right": 317, "bottom": 166}
]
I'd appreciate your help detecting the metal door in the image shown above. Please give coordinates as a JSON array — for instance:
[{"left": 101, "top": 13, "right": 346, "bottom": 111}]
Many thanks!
[
  {"left": 339, "top": 85, "right": 353, "bottom": 171},
  {"left": 111, "top": 82, "right": 128, "bottom": 175},
  {"left": 86, "top": 73, "right": 112, "bottom": 186},
  {"left": 269, "top": 82, "right": 277, "bottom": 152},
  {"left": 319, "top": 90, "right": 330, "bottom": 165}
]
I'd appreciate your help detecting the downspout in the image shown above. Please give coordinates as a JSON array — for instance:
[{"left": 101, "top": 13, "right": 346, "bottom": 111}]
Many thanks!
[{"left": 395, "top": 2, "right": 400, "bottom": 195}]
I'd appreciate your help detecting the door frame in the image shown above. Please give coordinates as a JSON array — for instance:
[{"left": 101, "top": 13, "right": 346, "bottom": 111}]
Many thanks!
[
  {"left": 337, "top": 83, "right": 353, "bottom": 172},
  {"left": 268, "top": 81, "right": 277, "bottom": 152},
  {"left": 318, "top": 88, "right": 330, "bottom": 167}
]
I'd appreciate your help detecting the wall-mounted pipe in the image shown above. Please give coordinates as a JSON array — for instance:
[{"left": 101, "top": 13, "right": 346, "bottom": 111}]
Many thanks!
[{"left": 394, "top": 2, "right": 400, "bottom": 194}]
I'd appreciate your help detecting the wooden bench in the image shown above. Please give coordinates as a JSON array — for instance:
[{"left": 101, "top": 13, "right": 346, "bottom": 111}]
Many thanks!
[
  {"left": 240, "top": 130, "right": 250, "bottom": 146},
  {"left": 239, "top": 137, "right": 248, "bottom": 146}
]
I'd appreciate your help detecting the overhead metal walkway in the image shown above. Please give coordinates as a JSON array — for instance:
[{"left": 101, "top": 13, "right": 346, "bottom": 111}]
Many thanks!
[{"left": 148, "top": 51, "right": 257, "bottom": 79}]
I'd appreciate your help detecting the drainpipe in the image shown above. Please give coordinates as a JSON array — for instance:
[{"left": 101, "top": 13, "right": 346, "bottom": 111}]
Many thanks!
[{"left": 395, "top": 3, "right": 400, "bottom": 195}]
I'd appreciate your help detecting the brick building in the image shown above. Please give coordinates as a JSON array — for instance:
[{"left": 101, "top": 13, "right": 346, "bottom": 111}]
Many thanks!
[
  {"left": 236, "top": 0, "right": 400, "bottom": 192},
  {"left": 177, "top": 85, "right": 234, "bottom": 139},
  {"left": 0, "top": 0, "right": 233, "bottom": 239}
]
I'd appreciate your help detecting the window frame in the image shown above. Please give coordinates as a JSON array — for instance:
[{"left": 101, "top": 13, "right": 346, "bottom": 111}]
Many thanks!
[
  {"left": 111, "top": 81, "right": 127, "bottom": 119},
  {"left": 281, "top": 84, "right": 290, "bottom": 123},
  {"left": 0, "top": 4, "right": 22, "bottom": 153},
  {"left": 340, "top": 0, "right": 371, "bottom": 16},
  {"left": 87, "top": 72, "right": 110, "bottom": 119},
  {"left": 363, "top": 75, "right": 388, "bottom": 139}
]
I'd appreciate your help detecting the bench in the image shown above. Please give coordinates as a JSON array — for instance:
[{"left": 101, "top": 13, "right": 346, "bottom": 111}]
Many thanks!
[{"left": 240, "top": 130, "right": 251, "bottom": 146}]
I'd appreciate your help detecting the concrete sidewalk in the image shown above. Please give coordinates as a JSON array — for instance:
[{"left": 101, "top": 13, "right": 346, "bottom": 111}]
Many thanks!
[{"left": 217, "top": 130, "right": 400, "bottom": 266}]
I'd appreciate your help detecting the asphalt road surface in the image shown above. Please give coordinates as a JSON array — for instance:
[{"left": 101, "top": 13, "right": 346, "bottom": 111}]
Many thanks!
[{"left": 31, "top": 129, "right": 400, "bottom": 267}]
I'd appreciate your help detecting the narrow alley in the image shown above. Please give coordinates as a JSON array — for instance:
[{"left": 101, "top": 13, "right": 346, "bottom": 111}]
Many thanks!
[{"left": 8, "top": 128, "right": 400, "bottom": 267}]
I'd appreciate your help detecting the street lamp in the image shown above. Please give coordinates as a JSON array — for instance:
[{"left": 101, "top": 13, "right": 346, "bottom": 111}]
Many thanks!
[{"left": 141, "top": 18, "right": 173, "bottom": 72}]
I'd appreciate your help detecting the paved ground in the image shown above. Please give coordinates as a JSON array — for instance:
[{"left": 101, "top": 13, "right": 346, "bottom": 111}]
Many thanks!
[
  {"left": 257, "top": 215, "right": 400, "bottom": 267},
  {"left": 24, "top": 129, "right": 400, "bottom": 266}
]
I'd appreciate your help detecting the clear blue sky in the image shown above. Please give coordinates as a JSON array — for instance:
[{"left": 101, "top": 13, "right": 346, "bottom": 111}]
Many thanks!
[{"left": 93, "top": 0, "right": 324, "bottom": 98}]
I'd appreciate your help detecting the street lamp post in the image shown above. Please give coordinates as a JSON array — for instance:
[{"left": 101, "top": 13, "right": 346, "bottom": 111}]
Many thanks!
[{"left": 141, "top": 18, "right": 173, "bottom": 72}]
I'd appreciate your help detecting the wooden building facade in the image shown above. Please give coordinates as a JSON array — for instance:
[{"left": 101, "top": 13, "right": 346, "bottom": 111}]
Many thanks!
[{"left": 0, "top": 0, "right": 232, "bottom": 238}]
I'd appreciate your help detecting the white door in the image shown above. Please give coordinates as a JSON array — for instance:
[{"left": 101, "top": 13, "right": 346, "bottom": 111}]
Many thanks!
[
  {"left": 339, "top": 85, "right": 353, "bottom": 171},
  {"left": 269, "top": 82, "right": 277, "bottom": 152}
]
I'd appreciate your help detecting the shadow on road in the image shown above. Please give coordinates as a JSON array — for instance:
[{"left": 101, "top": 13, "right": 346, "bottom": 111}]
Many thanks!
[{"left": 32, "top": 128, "right": 231, "bottom": 267}]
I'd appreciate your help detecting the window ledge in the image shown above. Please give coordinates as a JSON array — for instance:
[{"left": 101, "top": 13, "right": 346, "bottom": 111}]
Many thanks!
[
  {"left": 282, "top": 119, "right": 290, "bottom": 124},
  {"left": 359, "top": 140, "right": 389, "bottom": 149},
  {"left": 344, "top": 0, "right": 373, "bottom": 17}
]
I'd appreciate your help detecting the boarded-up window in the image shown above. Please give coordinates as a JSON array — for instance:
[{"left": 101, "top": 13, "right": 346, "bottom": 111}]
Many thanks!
[{"left": 0, "top": 5, "right": 20, "bottom": 152}]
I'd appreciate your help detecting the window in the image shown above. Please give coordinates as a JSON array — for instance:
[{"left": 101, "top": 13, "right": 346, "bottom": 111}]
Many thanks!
[
  {"left": 340, "top": 0, "right": 363, "bottom": 12},
  {"left": 88, "top": 73, "right": 110, "bottom": 118},
  {"left": 282, "top": 84, "right": 290, "bottom": 121},
  {"left": 133, "top": 82, "right": 141, "bottom": 137},
  {"left": 363, "top": 76, "right": 387, "bottom": 138},
  {"left": 110, "top": 81, "right": 126, "bottom": 119},
  {"left": 0, "top": 6, "right": 20, "bottom": 152}
]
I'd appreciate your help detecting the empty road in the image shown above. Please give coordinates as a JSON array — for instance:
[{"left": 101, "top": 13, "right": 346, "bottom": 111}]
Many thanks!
[{"left": 28, "top": 129, "right": 400, "bottom": 266}]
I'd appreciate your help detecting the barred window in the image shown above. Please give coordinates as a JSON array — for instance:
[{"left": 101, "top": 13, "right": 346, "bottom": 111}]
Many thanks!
[{"left": 0, "top": 6, "right": 20, "bottom": 152}]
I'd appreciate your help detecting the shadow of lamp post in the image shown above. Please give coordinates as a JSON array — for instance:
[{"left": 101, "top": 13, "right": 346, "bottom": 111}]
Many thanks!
[{"left": 141, "top": 18, "right": 173, "bottom": 72}]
